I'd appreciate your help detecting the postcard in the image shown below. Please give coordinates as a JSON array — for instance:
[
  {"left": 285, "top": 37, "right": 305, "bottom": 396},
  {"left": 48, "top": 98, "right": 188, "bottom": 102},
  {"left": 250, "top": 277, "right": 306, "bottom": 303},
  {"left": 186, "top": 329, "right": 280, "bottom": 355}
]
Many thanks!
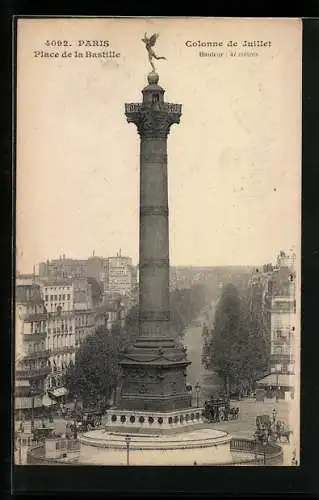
[{"left": 15, "top": 17, "right": 301, "bottom": 468}]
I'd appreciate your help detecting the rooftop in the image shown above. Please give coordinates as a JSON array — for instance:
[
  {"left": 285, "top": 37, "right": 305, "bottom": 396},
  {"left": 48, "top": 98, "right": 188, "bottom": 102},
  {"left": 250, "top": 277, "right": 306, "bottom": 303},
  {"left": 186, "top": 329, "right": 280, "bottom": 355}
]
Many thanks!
[{"left": 41, "top": 280, "right": 73, "bottom": 286}]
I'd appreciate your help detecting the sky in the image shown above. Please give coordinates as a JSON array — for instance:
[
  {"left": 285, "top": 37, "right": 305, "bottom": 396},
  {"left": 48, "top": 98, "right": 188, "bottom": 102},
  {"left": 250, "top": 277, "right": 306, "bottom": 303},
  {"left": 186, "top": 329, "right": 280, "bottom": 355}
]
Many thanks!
[{"left": 16, "top": 18, "right": 301, "bottom": 272}]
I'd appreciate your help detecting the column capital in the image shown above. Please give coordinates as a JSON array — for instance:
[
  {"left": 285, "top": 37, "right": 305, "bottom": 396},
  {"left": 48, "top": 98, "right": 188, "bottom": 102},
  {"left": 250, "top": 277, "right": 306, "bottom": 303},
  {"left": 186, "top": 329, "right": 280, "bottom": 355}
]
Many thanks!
[{"left": 125, "top": 103, "right": 182, "bottom": 139}]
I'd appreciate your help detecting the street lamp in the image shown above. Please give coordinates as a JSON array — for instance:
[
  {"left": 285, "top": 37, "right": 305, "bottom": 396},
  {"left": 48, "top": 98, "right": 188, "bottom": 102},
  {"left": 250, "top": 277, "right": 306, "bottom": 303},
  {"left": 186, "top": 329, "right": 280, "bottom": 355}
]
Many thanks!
[
  {"left": 263, "top": 440, "right": 267, "bottom": 466},
  {"left": 195, "top": 382, "right": 201, "bottom": 408},
  {"left": 30, "top": 382, "right": 37, "bottom": 434},
  {"left": 255, "top": 439, "right": 260, "bottom": 463},
  {"left": 124, "top": 435, "right": 131, "bottom": 466}
]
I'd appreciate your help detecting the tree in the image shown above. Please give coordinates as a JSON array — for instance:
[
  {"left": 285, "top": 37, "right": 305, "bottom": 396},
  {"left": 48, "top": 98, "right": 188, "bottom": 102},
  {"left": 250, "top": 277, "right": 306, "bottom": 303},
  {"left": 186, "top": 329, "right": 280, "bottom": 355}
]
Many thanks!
[
  {"left": 170, "top": 284, "right": 207, "bottom": 337},
  {"left": 203, "top": 284, "right": 247, "bottom": 397},
  {"left": 240, "top": 285, "right": 269, "bottom": 390},
  {"left": 203, "top": 282, "right": 269, "bottom": 397},
  {"left": 65, "top": 326, "right": 121, "bottom": 407}
]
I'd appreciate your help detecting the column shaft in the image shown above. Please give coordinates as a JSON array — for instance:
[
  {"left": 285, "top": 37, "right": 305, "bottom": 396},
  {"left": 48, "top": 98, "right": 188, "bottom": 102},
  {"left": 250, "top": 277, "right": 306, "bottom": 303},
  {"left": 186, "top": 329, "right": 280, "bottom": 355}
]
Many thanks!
[{"left": 139, "top": 137, "right": 171, "bottom": 340}]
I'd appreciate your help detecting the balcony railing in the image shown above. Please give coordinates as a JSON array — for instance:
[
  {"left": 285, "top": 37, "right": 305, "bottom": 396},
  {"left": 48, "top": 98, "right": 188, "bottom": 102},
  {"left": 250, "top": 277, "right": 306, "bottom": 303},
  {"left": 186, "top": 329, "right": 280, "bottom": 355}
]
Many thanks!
[
  {"left": 50, "top": 346, "right": 76, "bottom": 356},
  {"left": 23, "top": 332, "right": 47, "bottom": 342},
  {"left": 125, "top": 102, "right": 182, "bottom": 114},
  {"left": 23, "top": 313, "right": 48, "bottom": 322},
  {"left": 16, "top": 367, "right": 50, "bottom": 379},
  {"left": 23, "top": 350, "right": 51, "bottom": 361}
]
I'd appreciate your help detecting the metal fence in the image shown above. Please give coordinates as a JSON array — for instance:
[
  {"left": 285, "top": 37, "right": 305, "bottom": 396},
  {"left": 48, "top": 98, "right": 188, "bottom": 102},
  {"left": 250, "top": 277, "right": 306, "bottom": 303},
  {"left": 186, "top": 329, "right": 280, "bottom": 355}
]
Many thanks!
[
  {"left": 55, "top": 438, "right": 80, "bottom": 452},
  {"left": 27, "top": 439, "right": 80, "bottom": 465},
  {"left": 230, "top": 437, "right": 283, "bottom": 465}
]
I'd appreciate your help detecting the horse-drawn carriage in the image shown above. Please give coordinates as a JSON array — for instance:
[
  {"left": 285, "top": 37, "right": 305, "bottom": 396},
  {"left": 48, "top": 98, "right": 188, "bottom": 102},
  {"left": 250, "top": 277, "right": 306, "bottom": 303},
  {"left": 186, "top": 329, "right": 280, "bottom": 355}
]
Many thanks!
[
  {"left": 203, "top": 398, "right": 239, "bottom": 423},
  {"left": 254, "top": 414, "right": 292, "bottom": 444}
]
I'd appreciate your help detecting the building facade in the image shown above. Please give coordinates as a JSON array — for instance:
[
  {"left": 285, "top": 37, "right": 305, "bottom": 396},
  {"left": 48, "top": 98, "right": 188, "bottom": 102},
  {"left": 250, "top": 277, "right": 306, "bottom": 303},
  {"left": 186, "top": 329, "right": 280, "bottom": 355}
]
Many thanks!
[
  {"left": 41, "top": 280, "right": 74, "bottom": 313},
  {"left": 15, "top": 273, "right": 114, "bottom": 409},
  {"left": 39, "top": 256, "right": 88, "bottom": 281},
  {"left": 39, "top": 255, "right": 108, "bottom": 289},
  {"left": 268, "top": 264, "right": 296, "bottom": 375},
  {"left": 15, "top": 284, "right": 50, "bottom": 416},
  {"left": 252, "top": 250, "right": 297, "bottom": 399},
  {"left": 39, "top": 253, "right": 137, "bottom": 300},
  {"left": 107, "top": 251, "right": 136, "bottom": 296},
  {"left": 40, "top": 278, "right": 94, "bottom": 392},
  {"left": 248, "top": 250, "right": 297, "bottom": 377}
]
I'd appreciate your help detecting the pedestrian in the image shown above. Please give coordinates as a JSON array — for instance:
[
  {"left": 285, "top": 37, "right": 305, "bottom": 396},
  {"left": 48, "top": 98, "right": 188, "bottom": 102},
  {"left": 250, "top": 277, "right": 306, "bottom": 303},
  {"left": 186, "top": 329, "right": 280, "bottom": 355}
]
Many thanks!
[
  {"left": 216, "top": 409, "right": 220, "bottom": 423},
  {"left": 211, "top": 406, "right": 215, "bottom": 422},
  {"left": 276, "top": 420, "right": 281, "bottom": 441},
  {"left": 272, "top": 408, "right": 277, "bottom": 423},
  {"left": 224, "top": 407, "right": 228, "bottom": 421}
]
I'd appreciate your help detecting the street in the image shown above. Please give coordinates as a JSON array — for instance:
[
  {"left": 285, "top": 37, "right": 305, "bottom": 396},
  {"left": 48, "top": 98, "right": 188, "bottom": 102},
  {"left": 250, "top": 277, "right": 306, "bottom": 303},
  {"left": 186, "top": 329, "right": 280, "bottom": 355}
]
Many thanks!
[
  {"left": 183, "top": 323, "right": 221, "bottom": 401},
  {"left": 183, "top": 315, "right": 299, "bottom": 466}
]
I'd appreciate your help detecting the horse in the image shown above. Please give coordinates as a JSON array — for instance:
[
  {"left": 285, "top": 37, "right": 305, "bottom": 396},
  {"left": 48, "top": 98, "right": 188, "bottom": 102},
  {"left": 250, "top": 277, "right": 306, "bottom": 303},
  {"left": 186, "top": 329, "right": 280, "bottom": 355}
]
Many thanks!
[
  {"left": 278, "top": 428, "right": 293, "bottom": 443},
  {"left": 253, "top": 429, "right": 268, "bottom": 445}
]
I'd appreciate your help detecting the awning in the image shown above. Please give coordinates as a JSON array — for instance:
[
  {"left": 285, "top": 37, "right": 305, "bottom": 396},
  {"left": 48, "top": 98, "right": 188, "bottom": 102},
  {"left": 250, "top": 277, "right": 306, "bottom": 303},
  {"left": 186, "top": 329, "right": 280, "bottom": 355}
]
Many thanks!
[
  {"left": 42, "top": 393, "right": 57, "bottom": 407},
  {"left": 48, "top": 387, "right": 68, "bottom": 398},
  {"left": 15, "top": 380, "right": 30, "bottom": 388},
  {"left": 256, "top": 373, "right": 295, "bottom": 388}
]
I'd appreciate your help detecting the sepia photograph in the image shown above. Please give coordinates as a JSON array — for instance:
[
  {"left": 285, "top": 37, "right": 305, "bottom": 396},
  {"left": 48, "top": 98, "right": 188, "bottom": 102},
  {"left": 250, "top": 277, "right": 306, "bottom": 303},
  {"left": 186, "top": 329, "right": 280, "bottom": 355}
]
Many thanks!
[{"left": 15, "top": 17, "right": 301, "bottom": 467}]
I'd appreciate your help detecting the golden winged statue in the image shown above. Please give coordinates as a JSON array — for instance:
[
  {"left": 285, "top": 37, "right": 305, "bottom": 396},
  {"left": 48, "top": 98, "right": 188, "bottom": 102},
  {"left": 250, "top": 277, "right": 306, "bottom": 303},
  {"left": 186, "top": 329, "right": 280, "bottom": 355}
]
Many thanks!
[{"left": 141, "top": 33, "right": 167, "bottom": 72}]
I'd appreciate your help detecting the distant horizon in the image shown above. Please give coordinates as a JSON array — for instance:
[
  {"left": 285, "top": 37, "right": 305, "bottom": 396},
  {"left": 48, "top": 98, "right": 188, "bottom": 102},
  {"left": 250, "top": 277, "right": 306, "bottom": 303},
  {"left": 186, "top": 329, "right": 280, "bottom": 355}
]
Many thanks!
[{"left": 17, "top": 251, "right": 293, "bottom": 276}]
